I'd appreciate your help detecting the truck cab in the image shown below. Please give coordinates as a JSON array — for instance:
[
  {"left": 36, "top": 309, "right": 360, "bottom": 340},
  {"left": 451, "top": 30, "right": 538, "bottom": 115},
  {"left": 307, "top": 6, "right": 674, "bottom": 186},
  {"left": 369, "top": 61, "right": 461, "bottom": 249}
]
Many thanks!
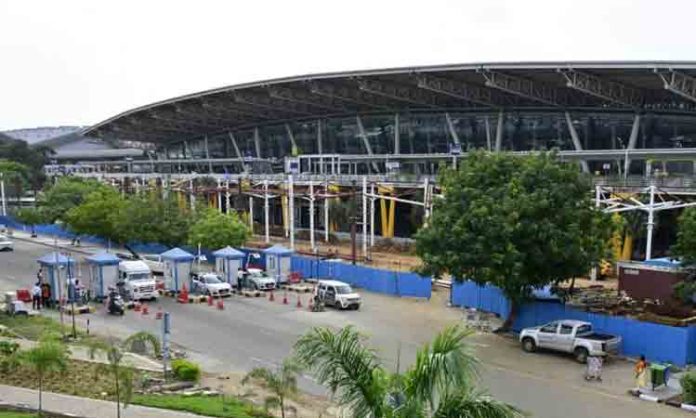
[{"left": 118, "top": 260, "right": 158, "bottom": 301}]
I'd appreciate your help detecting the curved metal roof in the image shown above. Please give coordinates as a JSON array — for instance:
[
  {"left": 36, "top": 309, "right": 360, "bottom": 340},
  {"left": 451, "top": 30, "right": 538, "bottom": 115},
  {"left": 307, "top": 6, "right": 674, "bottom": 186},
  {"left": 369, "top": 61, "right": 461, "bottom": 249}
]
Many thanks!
[{"left": 84, "top": 61, "right": 696, "bottom": 144}]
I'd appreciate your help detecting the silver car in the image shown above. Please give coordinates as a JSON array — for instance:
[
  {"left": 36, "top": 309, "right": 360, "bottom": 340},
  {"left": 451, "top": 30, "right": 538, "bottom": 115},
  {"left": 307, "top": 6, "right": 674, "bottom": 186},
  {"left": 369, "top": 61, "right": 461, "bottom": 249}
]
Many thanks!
[{"left": 0, "top": 234, "right": 13, "bottom": 251}]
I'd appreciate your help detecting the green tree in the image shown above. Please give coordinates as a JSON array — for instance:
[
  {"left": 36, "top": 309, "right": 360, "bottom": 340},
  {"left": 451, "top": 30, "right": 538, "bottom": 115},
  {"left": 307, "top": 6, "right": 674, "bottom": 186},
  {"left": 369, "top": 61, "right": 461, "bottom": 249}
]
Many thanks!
[
  {"left": 37, "top": 177, "right": 112, "bottom": 223},
  {"left": 295, "top": 325, "right": 520, "bottom": 418},
  {"left": 671, "top": 208, "right": 696, "bottom": 302},
  {"left": 22, "top": 337, "right": 69, "bottom": 417},
  {"left": 14, "top": 207, "right": 46, "bottom": 236},
  {"left": 0, "top": 137, "right": 51, "bottom": 192},
  {"left": 64, "top": 188, "right": 127, "bottom": 243},
  {"left": 242, "top": 358, "right": 301, "bottom": 418},
  {"left": 416, "top": 151, "right": 611, "bottom": 330},
  {"left": 188, "top": 208, "right": 249, "bottom": 250},
  {"left": 0, "top": 159, "right": 30, "bottom": 203},
  {"left": 88, "top": 331, "right": 160, "bottom": 418}
]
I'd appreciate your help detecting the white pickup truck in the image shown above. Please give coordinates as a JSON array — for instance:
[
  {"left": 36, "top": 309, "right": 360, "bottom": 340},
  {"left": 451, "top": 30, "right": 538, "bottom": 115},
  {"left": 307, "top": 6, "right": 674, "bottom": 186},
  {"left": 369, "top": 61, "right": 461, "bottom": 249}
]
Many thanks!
[{"left": 519, "top": 320, "right": 621, "bottom": 363}]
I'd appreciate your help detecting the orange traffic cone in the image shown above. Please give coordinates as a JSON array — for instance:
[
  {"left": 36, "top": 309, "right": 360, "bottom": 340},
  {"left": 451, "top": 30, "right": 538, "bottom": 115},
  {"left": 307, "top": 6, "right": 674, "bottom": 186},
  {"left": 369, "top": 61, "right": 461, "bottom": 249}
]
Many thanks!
[
  {"left": 269, "top": 291, "right": 275, "bottom": 302},
  {"left": 208, "top": 295, "right": 214, "bottom": 306},
  {"left": 142, "top": 304, "right": 149, "bottom": 315},
  {"left": 283, "top": 291, "right": 288, "bottom": 305},
  {"left": 177, "top": 283, "right": 189, "bottom": 304},
  {"left": 308, "top": 296, "right": 314, "bottom": 311},
  {"left": 217, "top": 299, "right": 224, "bottom": 310},
  {"left": 155, "top": 308, "right": 163, "bottom": 320},
  {"left": 296, "top": 294, "right": 302, "bottom": 308},
  {"left": 134, "top": 302, "right": 142, "bottom": 312}
]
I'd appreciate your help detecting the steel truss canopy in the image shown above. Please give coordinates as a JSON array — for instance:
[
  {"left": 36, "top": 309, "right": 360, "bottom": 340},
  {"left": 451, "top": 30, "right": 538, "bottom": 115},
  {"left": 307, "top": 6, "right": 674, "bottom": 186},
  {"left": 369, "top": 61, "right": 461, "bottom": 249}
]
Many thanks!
[{"left": 84, "top": 61, "right": 696, "bottom": 144}]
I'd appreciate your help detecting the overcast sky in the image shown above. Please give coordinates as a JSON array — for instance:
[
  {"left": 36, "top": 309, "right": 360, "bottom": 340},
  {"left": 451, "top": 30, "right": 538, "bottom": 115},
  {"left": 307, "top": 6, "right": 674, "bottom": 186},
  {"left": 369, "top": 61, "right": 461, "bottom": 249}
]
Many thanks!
[{"left": 0, "top": 0, "right": 694, "bottom": 130}]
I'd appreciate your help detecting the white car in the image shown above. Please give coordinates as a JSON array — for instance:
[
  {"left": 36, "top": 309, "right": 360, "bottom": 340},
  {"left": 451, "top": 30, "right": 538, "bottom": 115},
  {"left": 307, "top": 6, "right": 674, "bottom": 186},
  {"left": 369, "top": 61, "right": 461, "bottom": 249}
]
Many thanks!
[
  {"left": 192, "top": 273, "right": 232, "bottom": 297},
  {"left": 243, "top": 268, "right": 277, "bottom": 291},
  {"left": 0, "top": 234, "right": 14, "bottom": 251},
  {"left": 317, "top": 280, "right": 361, "bottom": 310}
]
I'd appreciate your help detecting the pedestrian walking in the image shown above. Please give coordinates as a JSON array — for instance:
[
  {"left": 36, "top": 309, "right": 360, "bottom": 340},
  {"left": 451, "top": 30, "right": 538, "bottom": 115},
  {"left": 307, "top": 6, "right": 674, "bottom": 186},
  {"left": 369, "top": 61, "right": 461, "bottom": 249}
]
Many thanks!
[
  {"left": 31, "top": 282, "right": 42, "bottom": 310},
  {"left": 635, "top": 355, "right": 648, "bottom": 390},
  {"left": 36, "top": 267, "right": 43, "bottom": 282},
  {"left": 41, "top": 281, "right": 51, "bottom": 308},
  {"left": 585, "top": 355, "right": 603, "bottom": 381}
]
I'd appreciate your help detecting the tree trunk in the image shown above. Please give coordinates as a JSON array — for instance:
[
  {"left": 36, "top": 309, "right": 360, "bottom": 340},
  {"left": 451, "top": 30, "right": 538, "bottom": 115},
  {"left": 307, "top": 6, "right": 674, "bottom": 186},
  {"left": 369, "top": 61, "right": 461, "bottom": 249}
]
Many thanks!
[{"left": 498, "top": 300, "right": 519, "bottom": 332}]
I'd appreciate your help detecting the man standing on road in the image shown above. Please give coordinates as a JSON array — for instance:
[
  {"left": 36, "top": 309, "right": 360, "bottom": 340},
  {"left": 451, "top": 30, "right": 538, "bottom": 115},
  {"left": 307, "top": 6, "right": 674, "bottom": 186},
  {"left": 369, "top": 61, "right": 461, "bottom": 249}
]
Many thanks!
[{"left": 32, "top": 282, "right": 42, "bottom": 310}]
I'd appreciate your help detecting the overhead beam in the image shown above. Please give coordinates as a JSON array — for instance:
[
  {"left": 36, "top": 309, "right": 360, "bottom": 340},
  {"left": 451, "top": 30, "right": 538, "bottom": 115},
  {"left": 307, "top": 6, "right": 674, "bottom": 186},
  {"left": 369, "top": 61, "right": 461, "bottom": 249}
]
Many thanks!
[
  {"left": 480, "top": 70, "right": 563, "bottom": 106},
  {"left": 309, "top": 82, "right": 393, "bottom": 110},
  {"left": 416, "top": 74, "right": 498, "bottom": 107},
  {"left": 357, "top": 78, "right": 440, "bottom": 108},
  {"left": 657, "top": 70, "right": 696, "bottom": 103},
  {"left": 268, "top": 86, "right": 347, "bottom": 112},
  {"left": 559, "top": 69, "right": 643, "bottom": 107},
  {"left": 200, "top": 99, "right": 278, "bottom": 120},
  {"left": 232, "top": 92, "right": 314, "bottom": 116}
]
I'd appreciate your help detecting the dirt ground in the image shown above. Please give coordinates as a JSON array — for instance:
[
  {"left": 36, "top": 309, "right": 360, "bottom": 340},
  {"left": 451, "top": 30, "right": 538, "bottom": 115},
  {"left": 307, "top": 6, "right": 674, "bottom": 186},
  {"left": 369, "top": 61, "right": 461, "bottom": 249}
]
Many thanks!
[{"left": 202, "top": 373, "right": 339, "bottom": 418}]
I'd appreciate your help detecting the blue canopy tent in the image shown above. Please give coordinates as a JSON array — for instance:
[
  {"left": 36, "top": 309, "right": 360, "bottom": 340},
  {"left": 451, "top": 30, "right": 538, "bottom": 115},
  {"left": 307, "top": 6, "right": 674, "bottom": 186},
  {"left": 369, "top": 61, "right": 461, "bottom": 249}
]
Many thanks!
[
  {"left": 213, "top": 246, "right": 245, "bottom": 286},
  {"left": 161, "top": 247, "right": 195, "bottom": 292},
  {"left": 37, "top": 252, "right": 75, "bottom": 302},
  {"left": 85, "top": 252, "right": 121, "bottom": 299},
  {"left": 262, "top": 244, "right": 294, "bottom": 284}
]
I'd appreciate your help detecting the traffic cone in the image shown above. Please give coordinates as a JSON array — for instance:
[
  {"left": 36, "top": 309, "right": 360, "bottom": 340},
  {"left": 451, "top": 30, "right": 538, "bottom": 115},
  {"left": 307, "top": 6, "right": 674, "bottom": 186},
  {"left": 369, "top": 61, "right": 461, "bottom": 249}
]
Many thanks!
[
  {"left": 217, "top": 299, "right": 224, "bottom": 310},
  {"left": 155, "top": 308, "right": 163, "bottom": 320},
  {"left": 296, "top": 294, "right": 302, "bottom": 308},
  {"left": 283, "top": 291, "right": 288, "bottom": 305},
  {"left": 177, "top": 284, "right": 189, "bottom": 304},
  {"left": 269, "top": 291, "right": 275, "bottom": 302},
  {"left": 208, "top": 295, "right": 214, "bottom": 306},
  {"left": 134, "top": 302, "right": 142, "bottom": 312},
  {"left": 308, "top": 296, "right": 314, "bottom": 311},
  {"left": 142, "top": 304, "right": 149, "bottom": 315}
]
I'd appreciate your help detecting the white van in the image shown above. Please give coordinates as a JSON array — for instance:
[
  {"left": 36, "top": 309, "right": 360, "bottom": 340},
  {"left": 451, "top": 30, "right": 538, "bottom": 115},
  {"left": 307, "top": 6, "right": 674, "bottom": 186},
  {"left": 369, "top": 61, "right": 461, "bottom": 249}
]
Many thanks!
[
  {"left": 317, "top": 280, "right": 361, "bottom": 310},
  {"left": 118, "top": 260, "right": 158, "bottom": 301}
]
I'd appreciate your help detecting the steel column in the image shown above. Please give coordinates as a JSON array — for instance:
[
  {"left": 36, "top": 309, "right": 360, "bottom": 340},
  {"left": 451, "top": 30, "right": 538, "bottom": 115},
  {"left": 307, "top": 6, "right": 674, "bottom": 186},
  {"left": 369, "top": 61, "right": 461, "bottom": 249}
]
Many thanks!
[
  {"left": 317, "top": 120, "right": 324, "bottom": 174},
  {"left": 445, "top": 113, "right": 460, "bottom": 144},
  {"left": 227, "top": 132, "right": 246, "bottom": 172},
  {"left": 370, "top": 182, "right": 375, "bottom": 247},
  {"left": 204, "top": 135, "right": 213, "bottom": 173},
  {"left": 484, "top": 116, "right": 492, "bottom": 151},
  {"left": 1, "top": 175, "right": 6, "bottom": 216},
  {"left": 645, "top": 184, "right": 656, "bottom": 260},
  {"left": 624, "top": 114, "right": 641, "bottom": 178},
  {"left": 495, "top": 110, "right": 504, "bottom": 151},
  {"left": 564, "top": 112, "right": 590, "bottom": 173},
  {"left": 394, "top": 113, "right": 401, "bottom": 154},
  {"left": 324, "top": 181, "right": 330, "bottom": 242},
  {"left": 254, "top": 128, "right": 262, "bottom": 158}
]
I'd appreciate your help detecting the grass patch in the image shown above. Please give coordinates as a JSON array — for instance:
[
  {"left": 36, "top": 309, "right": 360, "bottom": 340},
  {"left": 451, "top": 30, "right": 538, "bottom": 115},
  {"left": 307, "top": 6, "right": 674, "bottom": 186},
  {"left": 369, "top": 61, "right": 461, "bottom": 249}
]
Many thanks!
[
  {"left": 0, "top": 314, "right": 76, "bottom": 341},
  {"left": 0, "top": 358, "right": 154, "bottom": 401},
  {"left": 0, "top": 411, "right": 38, "bottom": 418},
  {"left": 132, "top": 394, "right": 272, "bottom": 418}
]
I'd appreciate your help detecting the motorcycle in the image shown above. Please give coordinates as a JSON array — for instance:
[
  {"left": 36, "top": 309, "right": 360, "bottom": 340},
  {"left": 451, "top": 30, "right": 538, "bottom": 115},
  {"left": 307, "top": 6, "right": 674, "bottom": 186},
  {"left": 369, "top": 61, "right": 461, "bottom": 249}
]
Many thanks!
[
  {"left": 107, "top": 287, "right": 125, "bottom": 316},
  {"left": 311, "top": 294, "right": 325, "bottom": 312}
]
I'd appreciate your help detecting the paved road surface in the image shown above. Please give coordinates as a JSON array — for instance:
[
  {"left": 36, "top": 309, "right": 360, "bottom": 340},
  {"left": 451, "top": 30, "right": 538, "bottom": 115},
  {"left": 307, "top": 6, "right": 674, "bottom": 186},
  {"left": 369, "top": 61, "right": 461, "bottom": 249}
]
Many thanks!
[{"left": 1, "top": 238, "right": 689, "bottom": 418}]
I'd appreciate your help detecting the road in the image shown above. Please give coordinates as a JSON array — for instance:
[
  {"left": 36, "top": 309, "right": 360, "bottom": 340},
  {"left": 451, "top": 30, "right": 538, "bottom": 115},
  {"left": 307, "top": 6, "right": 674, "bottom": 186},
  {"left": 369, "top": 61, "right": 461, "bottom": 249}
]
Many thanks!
[{"left": 1, "top": 238, "right": 689, "bottom": 418}]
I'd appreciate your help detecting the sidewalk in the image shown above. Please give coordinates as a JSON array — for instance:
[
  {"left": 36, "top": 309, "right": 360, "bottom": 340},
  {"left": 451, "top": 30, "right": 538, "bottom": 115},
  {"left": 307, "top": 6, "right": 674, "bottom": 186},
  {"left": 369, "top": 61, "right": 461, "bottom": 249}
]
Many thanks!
[
  {"left": 10, "top": 229, "right": 102, "bottom": 256},
  {"left": 0, "top": 384, "right": 199, "bottom": 418}
]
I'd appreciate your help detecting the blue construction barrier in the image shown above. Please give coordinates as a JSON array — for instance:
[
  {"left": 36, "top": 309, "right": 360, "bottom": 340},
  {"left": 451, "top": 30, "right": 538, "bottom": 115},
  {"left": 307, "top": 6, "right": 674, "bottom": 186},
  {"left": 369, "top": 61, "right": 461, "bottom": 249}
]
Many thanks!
[
  {"left": 291, "top": 255, "right": 431, "bottom": 299},
  {"left": 451, "top": 280, "right": 696, "bottom": 366}
]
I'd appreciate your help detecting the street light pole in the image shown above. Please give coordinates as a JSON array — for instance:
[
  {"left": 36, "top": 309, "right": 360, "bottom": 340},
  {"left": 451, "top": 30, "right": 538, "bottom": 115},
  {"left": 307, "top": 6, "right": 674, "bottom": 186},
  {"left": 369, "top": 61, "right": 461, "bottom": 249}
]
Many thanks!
[{"left": 0, "top": 173, "right": 6, "bottom": 217}]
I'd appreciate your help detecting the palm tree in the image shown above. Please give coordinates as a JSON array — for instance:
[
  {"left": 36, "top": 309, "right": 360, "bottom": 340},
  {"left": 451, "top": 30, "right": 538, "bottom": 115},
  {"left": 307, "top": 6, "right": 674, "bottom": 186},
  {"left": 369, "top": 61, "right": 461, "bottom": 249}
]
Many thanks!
[
  {"left": 22, "top": 337, "right": 69, "bottom": 417},
  {"left": 294, "top": 325, "right": 522, "bottom": 418},
  {"left": 241, "top": 358, "right": 302, "bottom": 418},
  {"left": 88, "top": 331, "right": 160, "bottom": 418}
]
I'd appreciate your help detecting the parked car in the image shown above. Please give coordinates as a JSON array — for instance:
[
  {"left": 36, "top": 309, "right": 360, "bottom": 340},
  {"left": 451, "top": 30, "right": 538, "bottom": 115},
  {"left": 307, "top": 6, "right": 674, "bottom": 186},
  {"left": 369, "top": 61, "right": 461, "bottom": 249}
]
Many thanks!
[
  {"left": 242, "top": 268, "right": 277, "bottom": 291},
  {"left": 191, "top": 272, "right": 232, "bottom": 296},
  {"left": 316, "top": 280, "right": 361, "bottom": 310},
  {"left": 519, "top": 319, "right": 621, "bottom": 363},
  {"left": 0, "top": 234, "right": 13, "bottom": 251},
  {"left": 140, "top": 254, "right": 165, "bottom": 275}
]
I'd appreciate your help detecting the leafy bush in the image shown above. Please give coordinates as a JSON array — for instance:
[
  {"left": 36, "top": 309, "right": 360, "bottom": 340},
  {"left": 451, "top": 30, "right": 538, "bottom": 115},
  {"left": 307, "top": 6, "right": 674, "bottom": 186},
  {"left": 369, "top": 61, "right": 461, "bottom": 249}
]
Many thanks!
[
  {"left": 674, "top": 280, "right": 696, "bottom": 304},
  {"left": 682, "top": 372, "right": 696, "bottom": 404},
  {"left": 171, "top": 359, "right": 200, "bottom": 382},
  {"left": 0, "top": 340, "right": 19, "bottom": 356}
]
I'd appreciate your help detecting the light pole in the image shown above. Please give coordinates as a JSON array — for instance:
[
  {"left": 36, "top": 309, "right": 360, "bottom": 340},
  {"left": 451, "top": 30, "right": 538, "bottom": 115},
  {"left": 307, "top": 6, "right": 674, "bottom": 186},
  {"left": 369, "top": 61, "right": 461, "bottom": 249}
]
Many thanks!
[{"left": 0, "top": 172, "right": 6, "bottom": 217}]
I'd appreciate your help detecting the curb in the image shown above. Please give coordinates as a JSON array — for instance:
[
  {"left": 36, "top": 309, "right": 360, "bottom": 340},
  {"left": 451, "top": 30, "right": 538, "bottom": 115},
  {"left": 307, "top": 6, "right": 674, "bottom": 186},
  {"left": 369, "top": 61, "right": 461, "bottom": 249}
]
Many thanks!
[
  {"left": 11, "top": 234, "right": 94, "bottom": 256},
  {"left": 0, "top": 401, "right": 84, "bottom": 418}
]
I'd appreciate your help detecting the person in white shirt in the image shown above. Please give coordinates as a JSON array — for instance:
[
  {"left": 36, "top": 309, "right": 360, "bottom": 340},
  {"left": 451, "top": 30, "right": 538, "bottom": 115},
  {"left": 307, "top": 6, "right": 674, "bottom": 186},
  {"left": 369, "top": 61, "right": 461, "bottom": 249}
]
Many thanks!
[{"left": 32, "top": 282, "right": 42, "bottom": 310}]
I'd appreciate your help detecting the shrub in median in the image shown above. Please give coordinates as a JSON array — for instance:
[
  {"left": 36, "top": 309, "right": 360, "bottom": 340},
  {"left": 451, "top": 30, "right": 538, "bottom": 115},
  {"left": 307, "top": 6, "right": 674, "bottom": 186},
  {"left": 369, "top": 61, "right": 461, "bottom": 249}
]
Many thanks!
[
  {"left": 171, "top": 359, "right": 200, "bottom": 382},
  {"left": 681, "top": 372, "right": 696, "bottom": 404}
]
